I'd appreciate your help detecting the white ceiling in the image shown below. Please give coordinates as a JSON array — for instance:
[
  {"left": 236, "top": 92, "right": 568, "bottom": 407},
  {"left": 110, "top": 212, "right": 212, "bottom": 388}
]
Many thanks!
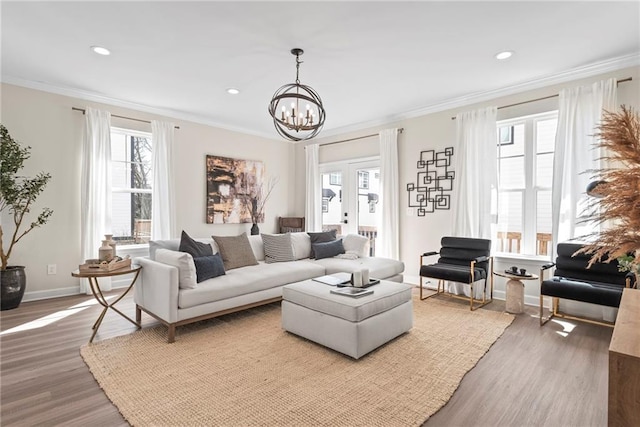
[{"left": 2, "top": 1, "right": 639, "bottom": 140}]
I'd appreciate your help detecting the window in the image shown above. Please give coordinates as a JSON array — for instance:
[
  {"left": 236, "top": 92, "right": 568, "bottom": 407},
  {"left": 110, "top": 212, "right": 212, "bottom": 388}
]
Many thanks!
[
  {"left": 329, "top": 172, "right": 341, "bottom": 185},
  {"left": 111, "top": 128, "right": 152, "bottom": 245},
  {"left": 496, "top": 111, "right": 557, "bottom": 257},
  {"left": 358, "top": 171, "right": 369, "bottom": 189}
]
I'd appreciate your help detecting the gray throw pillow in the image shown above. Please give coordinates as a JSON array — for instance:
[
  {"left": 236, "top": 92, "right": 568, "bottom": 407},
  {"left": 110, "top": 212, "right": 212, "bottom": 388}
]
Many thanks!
[
  {"left": 193, "top": 254, "right": 225, "bottom": 283},
  {"left": 179, "top": 230, "right": 213, "bottom": 258},
  {"left": 261, "top": 233, "right": 295, "bottom": 263},
  {"left": 212, "top": 233, "right": 259, "bottom": 270},
  {"left": 308, "top": 230, "right": 337, "bottom": 259},
  {"left": 312, "top": 239, "right": 345, "bottom": 260}
]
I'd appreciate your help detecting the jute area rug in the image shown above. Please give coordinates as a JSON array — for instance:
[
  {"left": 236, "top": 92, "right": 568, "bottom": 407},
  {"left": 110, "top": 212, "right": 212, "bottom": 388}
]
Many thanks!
[{"left": 81, "top": 296, "right": 514, "bottom": 426}]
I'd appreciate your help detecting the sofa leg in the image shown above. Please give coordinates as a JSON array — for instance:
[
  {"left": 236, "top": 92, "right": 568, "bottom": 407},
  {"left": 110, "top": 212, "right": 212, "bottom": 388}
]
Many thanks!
[
  {"left": 135, "top": 305, "right": 142, "bottom": 327},
  {"left": 167, "top": 325, "right": 176, "bottom": 343}
]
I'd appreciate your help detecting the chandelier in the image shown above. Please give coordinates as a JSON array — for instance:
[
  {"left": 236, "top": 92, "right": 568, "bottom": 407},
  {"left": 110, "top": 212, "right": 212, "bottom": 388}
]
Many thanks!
[{"left": 268, "top": 48, "right": 326, "bottom": 141}]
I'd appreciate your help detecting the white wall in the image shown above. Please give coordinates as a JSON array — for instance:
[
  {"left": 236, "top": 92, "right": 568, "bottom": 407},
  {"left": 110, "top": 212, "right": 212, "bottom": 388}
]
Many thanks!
[
  {"left": 0, "top": 83, "right": 294, "bottom": 300},
  {"left": 295, "top": 66, "right": 640, "bottom": 315}
]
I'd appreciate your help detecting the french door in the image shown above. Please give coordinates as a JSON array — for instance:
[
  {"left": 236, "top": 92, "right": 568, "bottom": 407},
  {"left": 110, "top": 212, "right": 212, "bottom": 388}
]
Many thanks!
[{"left": 319, "top": 159, "right": 381, "bottom": 255}]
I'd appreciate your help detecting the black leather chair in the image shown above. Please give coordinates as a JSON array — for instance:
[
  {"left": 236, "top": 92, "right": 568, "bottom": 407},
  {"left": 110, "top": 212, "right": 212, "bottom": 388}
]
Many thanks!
[
  {"left": 539, "top": 242, "right": 636, "bottom": 327},
  {"left": 419, "top": 237, "right": 493, "bottom": 310}
]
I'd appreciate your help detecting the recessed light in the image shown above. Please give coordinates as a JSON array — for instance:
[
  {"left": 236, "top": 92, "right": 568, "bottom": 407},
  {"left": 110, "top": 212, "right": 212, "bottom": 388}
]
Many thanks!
[
  {"left": 495, "top": 51, "right": 513, "bottom": 60},
  {"left": 226, "top": 88, "right": 240, "bottom": 95},
  {"left": 91, "top": 46, "right": 111, "bottom": 56}
]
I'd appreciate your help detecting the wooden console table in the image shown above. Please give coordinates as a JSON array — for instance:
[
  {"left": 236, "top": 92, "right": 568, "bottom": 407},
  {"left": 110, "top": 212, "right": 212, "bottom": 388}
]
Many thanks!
[{"left": 608, "top": 288, "right": 640, "bottom": 426}]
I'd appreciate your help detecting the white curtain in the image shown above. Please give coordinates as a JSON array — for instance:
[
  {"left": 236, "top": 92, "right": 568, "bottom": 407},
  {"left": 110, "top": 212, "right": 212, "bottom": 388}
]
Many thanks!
[
  {"left": 452, "top": 107, "right": 498, "bottom": 239},
  {"left": 450, "top": 107, "right": 497, "bottom": 297},
  {"left": 305, "top": 143, "right": 322, "bottom": 232},
  {"left": 81, "top": 108, "right": 112, "bottom": 294},
  {"left": 151, "top": 120, "right": 176, "bottom": 240},
  {"left": 379, "top": 128, "right": 399, "bottom": 259},
  {"left": 551, "top": 78, "right": 617, "bottom": 255}
]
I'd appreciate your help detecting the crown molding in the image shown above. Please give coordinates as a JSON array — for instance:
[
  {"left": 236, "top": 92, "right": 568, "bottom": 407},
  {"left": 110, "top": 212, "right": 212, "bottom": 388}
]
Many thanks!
[
  {"left": 1, "top": 75, "right": 282, "bottom": 141},
  {"left": 4, "top": 52, "right": 638, "bottom": 142},
  {"left": 319, "top": 53, "right": 640, "bottom": 139}
]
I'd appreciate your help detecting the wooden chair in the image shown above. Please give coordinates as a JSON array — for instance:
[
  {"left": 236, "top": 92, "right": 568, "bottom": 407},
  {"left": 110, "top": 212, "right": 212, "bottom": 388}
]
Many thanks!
[
  {"left": 278, "top": 217, "right": 305, "bottom": 233},
  {"left": 536, "top": 233, "right": 552, "bottom": 256},
  {"left": 497, "top": 231, "right": 521, "bottom": 253}
]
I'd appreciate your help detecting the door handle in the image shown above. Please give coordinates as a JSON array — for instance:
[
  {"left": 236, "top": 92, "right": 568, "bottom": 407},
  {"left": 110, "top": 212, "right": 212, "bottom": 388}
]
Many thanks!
[{"left": 343, "top": 220, "right": 348, "bottom": 224}]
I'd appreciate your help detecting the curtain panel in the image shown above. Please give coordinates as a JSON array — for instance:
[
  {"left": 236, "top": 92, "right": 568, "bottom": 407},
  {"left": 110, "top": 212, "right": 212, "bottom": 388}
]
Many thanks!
[
  {"left": 305, "top": 143, "right": 322, "bottom": 232},
  {"left": 452, "top": 107, "right": 498, "bottom": 239},
  {"left": 551, "top": 78, "right": 617, "bottom": 256},
  {"left": 151, "top": 120, "right": 176, "bottom": 240},
  {"left": 80, "top": 107, "right": 112, "bottom": 294},
  {"left": 379, "top": 128, "right": 400, "bottom": 259}
]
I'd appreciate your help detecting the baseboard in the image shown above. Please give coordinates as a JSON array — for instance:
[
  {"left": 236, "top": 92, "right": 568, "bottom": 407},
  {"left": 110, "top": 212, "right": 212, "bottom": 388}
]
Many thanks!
[{"left": 22, "top": 277, "right": 132, "bottom": 302}]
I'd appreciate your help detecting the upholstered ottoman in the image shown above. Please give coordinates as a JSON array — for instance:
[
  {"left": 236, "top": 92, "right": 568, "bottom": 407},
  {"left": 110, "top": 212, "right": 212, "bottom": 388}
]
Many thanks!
[{"left": 281, "top": 279, "right": 413, "bottom": 359}]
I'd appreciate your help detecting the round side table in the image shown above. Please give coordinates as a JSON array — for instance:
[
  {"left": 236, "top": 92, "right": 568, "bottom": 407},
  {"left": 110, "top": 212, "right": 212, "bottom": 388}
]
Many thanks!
[
  {"left": 493, "top": 271, "right": 539, "bottom": 314},
  {"left": 72, "top": 265, "right": 142, "bottom": 343}
]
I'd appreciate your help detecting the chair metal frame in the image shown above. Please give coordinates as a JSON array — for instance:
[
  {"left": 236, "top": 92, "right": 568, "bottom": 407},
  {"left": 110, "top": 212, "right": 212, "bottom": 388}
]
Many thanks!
[{"left": 419, "top": 252, "right": 494, "bottom": 311}]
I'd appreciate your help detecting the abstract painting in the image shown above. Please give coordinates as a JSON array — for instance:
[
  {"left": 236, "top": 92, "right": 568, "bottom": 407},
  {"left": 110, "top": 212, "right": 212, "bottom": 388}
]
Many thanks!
[{"left": 206, "top": 155, "right": 264, "bottom": 224}]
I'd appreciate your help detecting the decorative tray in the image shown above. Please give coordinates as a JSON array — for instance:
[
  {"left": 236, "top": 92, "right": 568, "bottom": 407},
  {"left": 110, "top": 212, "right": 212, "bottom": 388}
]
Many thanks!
[
  {"left": 504, "top": 269, "right": 532, "bottom": 278},
  {"left": 79, "top": 258, "right": 132, "bottom": 272},
  {"left": 337, "top": 279, "right": 380, "bottom": 288}
]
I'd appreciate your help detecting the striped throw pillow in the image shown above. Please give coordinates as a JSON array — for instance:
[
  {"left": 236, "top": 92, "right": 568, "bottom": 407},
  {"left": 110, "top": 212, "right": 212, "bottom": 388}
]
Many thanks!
[{"left": 261, "top": 233, "right": 295, "bottom": 263}]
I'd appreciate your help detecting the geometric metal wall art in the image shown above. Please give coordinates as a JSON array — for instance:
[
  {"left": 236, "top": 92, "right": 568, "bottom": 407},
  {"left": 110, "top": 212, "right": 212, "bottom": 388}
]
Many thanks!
[{"left": 406, "top": 147, "right": 455, "bottom": 215}]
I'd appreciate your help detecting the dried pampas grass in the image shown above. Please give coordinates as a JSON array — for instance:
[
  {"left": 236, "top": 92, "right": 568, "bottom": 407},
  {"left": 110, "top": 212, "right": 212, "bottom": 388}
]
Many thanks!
[{"left": 579, "top": 105, "right": 640, "bottom": 267}]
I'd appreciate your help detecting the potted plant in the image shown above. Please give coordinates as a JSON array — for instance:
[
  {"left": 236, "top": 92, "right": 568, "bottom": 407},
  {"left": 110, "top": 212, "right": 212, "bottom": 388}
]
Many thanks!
[{"left": 1, "top": 124, "right": 53, "bottom": 310}]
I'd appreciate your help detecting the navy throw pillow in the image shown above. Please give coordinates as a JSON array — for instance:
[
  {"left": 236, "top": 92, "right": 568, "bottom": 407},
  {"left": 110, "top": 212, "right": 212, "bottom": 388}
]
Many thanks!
[
  {"left": 193, "top": 254, "right": 225, "bottom": 283},
  {"left": 179, "top": 230, "right": 213, "bottom": 258},
  {"left": 308, "top": 230, "right": 337, "bottom": 258},
  {"left": 312, "top": 239, "right": 345, "bottom": 260}
]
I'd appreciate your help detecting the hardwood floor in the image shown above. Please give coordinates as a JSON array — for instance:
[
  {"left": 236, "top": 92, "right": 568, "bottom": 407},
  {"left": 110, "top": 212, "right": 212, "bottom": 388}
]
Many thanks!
[{"left": 1, "top": 291, "right": 612, "bottom": 426}]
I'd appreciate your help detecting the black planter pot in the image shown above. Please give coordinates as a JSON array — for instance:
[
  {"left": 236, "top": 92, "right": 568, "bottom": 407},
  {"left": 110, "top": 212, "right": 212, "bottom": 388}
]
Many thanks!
[
  {"left": 250, "top": 223, "right": 260, "bottom": 235},
  {"left": 1, "top": 266, "right": 26, "bottom": 310}
]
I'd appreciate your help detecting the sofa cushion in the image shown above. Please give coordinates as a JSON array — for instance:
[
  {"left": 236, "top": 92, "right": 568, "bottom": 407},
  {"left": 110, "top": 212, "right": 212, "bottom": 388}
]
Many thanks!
[
  {"left": 212, "top": 233, "right": 259, "bottom": 270},
  {"left": 247, "top": 234, "right": 265, "bottom": 262},
  {"left": 179, "top": 230, "right": 214, "bottom": 258},
  {"left": 541, "top": 277, "right": 624, "bottom": 307},
  {"left": 193, "top": 254, "right": 225, "bottom": 283},
  {"left": 261, "top": 233, "right": 295, "bottom": 263},
  {"left": 290, "top": 232, "right": 311, "bottom": 260},
  {"left": 342, "top": 234, "right": 369, "bottom": 258},
  {"left": 313, "top": 239, "right": 345, "bottom": 260},
  {"left": 178, "top": 260, "right": 326, "bottom": 309},
  {"left": 156, "top": 249, "right": 198, "bottom": 289},
  {"left": 308, "top": 230, "right": 337, "bottom": 258},
  {"left": 313, "top": 256, "right": 404, "bottom": 280}
]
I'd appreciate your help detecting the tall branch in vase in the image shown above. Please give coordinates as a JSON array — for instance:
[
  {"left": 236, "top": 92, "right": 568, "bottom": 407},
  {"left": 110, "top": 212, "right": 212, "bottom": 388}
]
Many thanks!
[
  {"left": 244, "top": 176, "right": 279, "bottom": 226},
  {"left": 577, "top": 106, "right": 640, "bottom": 274}
]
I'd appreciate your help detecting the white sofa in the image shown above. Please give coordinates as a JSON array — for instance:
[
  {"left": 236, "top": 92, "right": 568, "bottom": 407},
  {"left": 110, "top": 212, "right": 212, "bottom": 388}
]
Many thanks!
[{"left": 134, "top": 233, "right": 405, "bottom": 342}]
